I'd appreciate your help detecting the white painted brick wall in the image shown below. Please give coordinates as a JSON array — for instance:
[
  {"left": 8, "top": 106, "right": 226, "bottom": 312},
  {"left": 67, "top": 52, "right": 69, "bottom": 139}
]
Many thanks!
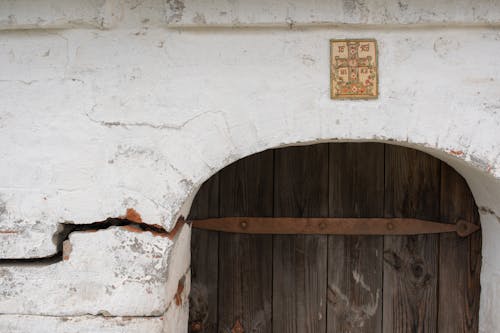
[{"left": 0, "top": 1, "right": 499, "bottom": 332}]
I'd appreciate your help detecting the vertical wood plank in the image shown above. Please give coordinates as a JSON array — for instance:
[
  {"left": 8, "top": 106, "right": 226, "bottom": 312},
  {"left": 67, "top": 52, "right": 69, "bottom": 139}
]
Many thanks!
[
  {"left": 438, "top": 163, "right": 481, "bottom": 332},
  {"left": 467, "top": 215, "right": 482, "bottom": 332},
  {"left": 189, "top": 176, "right": 219, "bottom": 333},
  {"left": 383, "top": 145, "right": 440, "bottom": 333},
  {"left": 273, "top": 144, "right": 328, "bottom": 333},
  {"left": 327, "top": 143, "right": 384, "bottom": 333},
  {"left": 218, "top": 151, "right": 274, "bottom": 333}
]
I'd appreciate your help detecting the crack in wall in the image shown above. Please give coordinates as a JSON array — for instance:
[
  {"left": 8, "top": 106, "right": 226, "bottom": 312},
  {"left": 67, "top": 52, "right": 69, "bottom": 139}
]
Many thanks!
[
  {"left": 0, "top": 312, "right": 165, "bottom": 319},
  {"left": 0, "top": 217, "right": 171, "bottom": 266},
  {"left": 0, "top": 224, "right": 190, "bottom": 322},
  {"left": 86, "top": 108, "right": 226, "bottom": 131}
]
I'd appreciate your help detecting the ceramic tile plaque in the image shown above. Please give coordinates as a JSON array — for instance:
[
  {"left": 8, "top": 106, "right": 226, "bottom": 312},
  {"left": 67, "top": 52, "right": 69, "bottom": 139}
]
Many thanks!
[{"left": 330, "top": 39, "right": 378, "bottom": 99}]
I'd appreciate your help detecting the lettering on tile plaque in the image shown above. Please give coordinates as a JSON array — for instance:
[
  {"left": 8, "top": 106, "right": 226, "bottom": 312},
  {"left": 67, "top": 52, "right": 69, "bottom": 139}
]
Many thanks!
[{"left": 330, "top": 39, "right": 378, "bottom": 99}]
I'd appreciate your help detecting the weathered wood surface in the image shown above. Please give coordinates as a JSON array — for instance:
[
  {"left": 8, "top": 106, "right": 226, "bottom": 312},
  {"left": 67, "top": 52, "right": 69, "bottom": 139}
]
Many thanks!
[
  {"left": 273, "top": 145, "right": 328, "bottom": 333},
  {"left": 218, "top": 151, "right": 273, "bottom": 333},
  {"left": 383, "top": 145, "right": 440, "bottom": 333},
  {"left": 188, "top": 175, "right": 219, "bottom": 333},
  {"left": 327, "top": 143, "right": 384, "bottom": 333},
  {"left": 189, "top": 143, "right": 481, "bottom": 333},
  {"left": 438, "top": 163, "right": 482, "bottom": 332}
]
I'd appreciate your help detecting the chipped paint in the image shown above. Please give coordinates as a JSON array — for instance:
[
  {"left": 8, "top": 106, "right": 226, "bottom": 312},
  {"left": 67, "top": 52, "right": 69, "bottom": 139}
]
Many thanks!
[
  {"left": 166, "top": 217, "right": 186, "bottom": 240},
  {"left": 62, "top": 240, "right": 72, "bottom": 261},
  {"left": 121, "top": 224, "right": 145, "bottom": 234},
  {"left": 449, "top": 150, "right": 464, "bottom": 156},
  {"left": 124, "top": 208, "right": 142, "bottom": 223},
  {"left": 0, "top": 1, "right": 500, "bottom": 332},
  {"left": 0, "top": 227, "right": 173, "bottom": 317}
]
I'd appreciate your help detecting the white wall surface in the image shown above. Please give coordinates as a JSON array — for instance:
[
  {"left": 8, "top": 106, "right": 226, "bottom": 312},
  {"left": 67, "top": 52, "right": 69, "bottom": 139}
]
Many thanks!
[{"left": 0, "top": 1, "right": 499, "bottom": 332}]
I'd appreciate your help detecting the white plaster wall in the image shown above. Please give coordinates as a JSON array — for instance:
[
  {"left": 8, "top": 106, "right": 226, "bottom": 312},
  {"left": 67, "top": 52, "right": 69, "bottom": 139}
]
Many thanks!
[
  {"left": 166, "top": 0, "right": 500, "bottom": 26},
  {"left": 0, "top": 0, "right": 500, "bottom": 332},
  {"left": 0, "top": 315, "right": 165, "bottom": 333},
  {"left": 0, "top": 227, "right": 172, "bottom": 316}
]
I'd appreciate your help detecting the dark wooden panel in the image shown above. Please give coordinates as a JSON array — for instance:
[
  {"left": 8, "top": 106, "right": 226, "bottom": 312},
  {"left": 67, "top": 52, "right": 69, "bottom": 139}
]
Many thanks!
[
  {"left": 218, "top": 151, "right": 273, "bottom": 333},
  {"left": 438, "top": 163, "right": 481, "bottom": 332},
  {"left": 383, "top": 145, "right": 440, "bottom": 333},
  {"left": 189, "top": 143, "right": 481, "bottom": 333},
  {"left": 328, "top": 143, "right": 384, "bottom": 333},
  {"left": 329, "top": 143, "right": 385, "bottom": 217},
  {"left": 189, "top": 175, "right": 219, "bottom": 333},
  {"left": 273, "top": 144, "right": 328, "bottom": 333}
]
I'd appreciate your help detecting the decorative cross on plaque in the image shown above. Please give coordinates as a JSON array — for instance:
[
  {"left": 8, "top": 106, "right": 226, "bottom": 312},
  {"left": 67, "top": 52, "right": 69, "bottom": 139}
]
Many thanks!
[{"left": 330, "top": 39, "right": 378, "bottom": 99}]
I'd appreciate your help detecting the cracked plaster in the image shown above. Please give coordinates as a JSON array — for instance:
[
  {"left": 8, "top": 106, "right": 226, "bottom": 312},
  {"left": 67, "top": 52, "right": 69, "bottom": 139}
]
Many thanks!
[{"left": 1, "top": 1, "right": 500, "bottom": 332}]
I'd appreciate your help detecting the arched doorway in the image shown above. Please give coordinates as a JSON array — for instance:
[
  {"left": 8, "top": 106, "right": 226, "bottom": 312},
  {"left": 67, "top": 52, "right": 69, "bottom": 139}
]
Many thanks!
[{"left": 188, "top": 143, "right": 481, "bottom": 332}]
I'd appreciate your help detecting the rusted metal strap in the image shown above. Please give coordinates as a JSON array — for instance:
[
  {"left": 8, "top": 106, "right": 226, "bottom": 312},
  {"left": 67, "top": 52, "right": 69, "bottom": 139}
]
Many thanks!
[{"left": 190, "top": 217, "right": 479, "bottom": 237}]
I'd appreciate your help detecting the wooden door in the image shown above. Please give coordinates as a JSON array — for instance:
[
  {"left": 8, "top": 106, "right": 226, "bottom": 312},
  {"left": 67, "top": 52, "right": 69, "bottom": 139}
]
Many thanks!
[{"left": 189, "top": 143, "right": 481, "bottom": 333}]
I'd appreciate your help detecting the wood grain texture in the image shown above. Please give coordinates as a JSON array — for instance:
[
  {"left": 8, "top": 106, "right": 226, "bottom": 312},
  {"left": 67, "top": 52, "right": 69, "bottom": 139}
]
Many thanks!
[
  {"left": 329, "top": 143, "right": 385, "bottom": 217},
  {"left": 383, "top": 145, "right": 440, "bottom": 333},
  {"left": 328, "top": 143, "right": 384, "bottom": 333},
  {"left": 273, "top": 144, "right": 328, "bottom": 333},
  {"left": 438, "top": 163, "right": 481, "bottom": 332},
  {"left": 188, "top": 143, "right": 481, "bottom": 333},
  {"left": 188, "top": 175, "right": 219, "bottom": 333},
  {"left": 218, "top": 151, "right": 273, "bottom": 333}
]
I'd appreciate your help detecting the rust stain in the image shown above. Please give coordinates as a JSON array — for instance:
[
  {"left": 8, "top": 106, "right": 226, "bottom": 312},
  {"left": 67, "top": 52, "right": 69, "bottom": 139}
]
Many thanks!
[
  {"left": 449, "top": 150, "right": 464, "bottom": 156},
  {"left": 191, "top": 322, "right": 203, "bottom": 332},
  {"left": 149, "top": 223, "right": 165, "bottom": 229},
  {"left": 166, "top": 216, "right": 185, "bottom": 240},
  {"left": 121, "top": 224, "right": 143, "bottom": 234},
  {"left": 62, "top": 240, "right": 72, "bottom": 261},
  {"left": 124, "top": 208, "right": 142, "bottom": 223},
  {"left": 0, "top": 230, "right": 17, "bottom": 234},
  {"left": 231, "top": 319, "right": 244, "bottom": 333},
  {"left": 118, "top": 214, "right": 185, "bottom": 238},
  {"left": 119, "top": 226, "right": 170, "bottom": 238},
  {"left": 149, "top": 230, "right": 168, "bottom": 238},
  {"left": 174, "top": 277, "right": 185, "bottom": 306}
]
